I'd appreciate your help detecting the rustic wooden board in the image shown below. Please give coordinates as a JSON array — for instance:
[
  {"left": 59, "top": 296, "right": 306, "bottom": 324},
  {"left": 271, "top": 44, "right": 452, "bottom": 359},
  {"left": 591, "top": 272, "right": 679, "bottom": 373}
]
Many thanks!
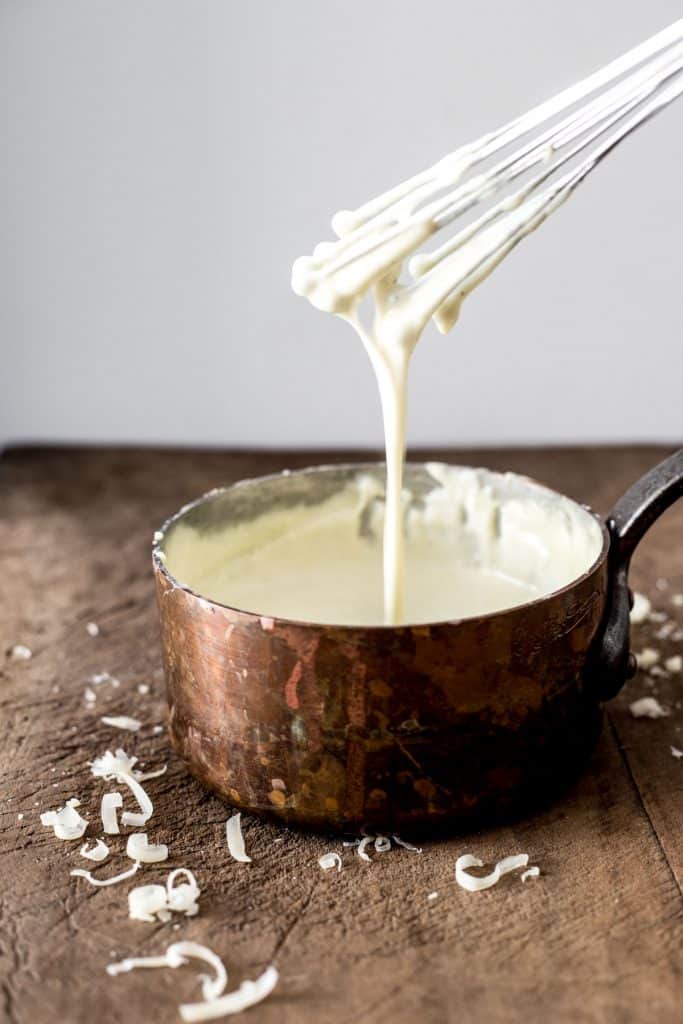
[{"left": 1, "top": 445, "right": 682, "bottom": 1024}]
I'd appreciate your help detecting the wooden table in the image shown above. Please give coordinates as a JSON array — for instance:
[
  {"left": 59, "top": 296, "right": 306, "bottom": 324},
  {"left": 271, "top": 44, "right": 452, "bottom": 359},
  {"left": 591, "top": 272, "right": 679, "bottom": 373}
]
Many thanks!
[{"left": 2, "top": 445, "right": 682, "bottom": 1024}]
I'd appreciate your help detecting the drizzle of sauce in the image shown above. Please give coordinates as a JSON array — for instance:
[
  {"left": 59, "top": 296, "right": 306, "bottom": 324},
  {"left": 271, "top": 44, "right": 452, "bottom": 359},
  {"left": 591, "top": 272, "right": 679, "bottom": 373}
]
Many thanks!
[
  {"left": 291, "top": 26, "right": 683, "bottom": 622},
  {"left": 291, "top": 147, "right": 573, "bottom": 623}
]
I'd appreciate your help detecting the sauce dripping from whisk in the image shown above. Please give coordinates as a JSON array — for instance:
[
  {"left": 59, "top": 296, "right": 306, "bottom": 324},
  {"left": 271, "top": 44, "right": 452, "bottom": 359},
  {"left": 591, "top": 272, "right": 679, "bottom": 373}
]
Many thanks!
[{"left": 292, "top": 23, "right": 683, "bottom": 623}]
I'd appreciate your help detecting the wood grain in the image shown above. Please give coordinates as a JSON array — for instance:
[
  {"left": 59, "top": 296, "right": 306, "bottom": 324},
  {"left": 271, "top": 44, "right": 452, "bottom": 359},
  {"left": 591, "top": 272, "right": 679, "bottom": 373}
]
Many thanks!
[{"left": 1, "top": 445, "right": 682, "bottom": 1024}]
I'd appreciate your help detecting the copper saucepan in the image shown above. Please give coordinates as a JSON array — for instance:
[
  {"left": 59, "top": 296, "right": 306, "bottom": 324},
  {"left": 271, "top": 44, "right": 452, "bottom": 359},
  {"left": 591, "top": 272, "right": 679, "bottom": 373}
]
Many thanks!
[{"left": 153, "top": 451, "right": 683, "bottom": 834}]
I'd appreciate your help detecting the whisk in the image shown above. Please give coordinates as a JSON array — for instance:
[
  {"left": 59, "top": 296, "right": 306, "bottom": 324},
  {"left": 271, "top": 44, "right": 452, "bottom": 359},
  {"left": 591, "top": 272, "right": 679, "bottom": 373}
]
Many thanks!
[
  {"left": 293, "top": 19, "right": 683, "bottom": 335},
  {"left": 292, "top": 19, "right": 683, "bottom": 626}
]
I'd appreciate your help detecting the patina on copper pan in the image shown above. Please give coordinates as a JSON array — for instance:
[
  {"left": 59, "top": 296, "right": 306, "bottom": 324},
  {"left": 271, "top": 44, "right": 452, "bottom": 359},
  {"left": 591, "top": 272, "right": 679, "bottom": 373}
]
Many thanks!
[{"left": 153, "top": 452, "right": 683, "bottom": 834}]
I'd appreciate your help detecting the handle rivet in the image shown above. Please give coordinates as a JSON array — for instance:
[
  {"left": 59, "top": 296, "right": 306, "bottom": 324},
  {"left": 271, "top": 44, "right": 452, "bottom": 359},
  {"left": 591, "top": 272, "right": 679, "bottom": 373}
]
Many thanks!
[{"left": 626, "top": 652, "right": 638, "bottom": 679}]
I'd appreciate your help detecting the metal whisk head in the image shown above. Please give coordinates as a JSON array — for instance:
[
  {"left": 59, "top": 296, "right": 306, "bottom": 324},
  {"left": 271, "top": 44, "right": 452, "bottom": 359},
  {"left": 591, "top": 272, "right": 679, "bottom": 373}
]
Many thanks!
[{"left": 293, "top": 20, "right": 683, "bottom": 336}]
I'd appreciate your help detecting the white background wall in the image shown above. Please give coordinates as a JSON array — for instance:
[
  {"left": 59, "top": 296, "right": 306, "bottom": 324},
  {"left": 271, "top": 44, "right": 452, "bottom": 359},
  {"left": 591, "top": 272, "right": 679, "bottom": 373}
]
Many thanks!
[{"left": 2, "top": 1, "right": 682, "bottom": 449}]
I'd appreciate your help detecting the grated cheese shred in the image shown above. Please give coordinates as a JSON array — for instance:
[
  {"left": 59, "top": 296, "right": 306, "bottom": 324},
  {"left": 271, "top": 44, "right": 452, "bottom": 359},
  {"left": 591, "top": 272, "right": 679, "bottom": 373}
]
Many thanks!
[
  {"left": 357, "top": 836, "right": 374, "bottom": 863},
  {"left": 455, "top": 853, "right": 529, "bottom": 892},
  {"left": 629, "top": 592, "right": 651, "bottom": 625},
  {"left": 91, "top": 749, "right": 153, "bottom": 826},
  {"left": 629, "top": 696, "right": 669, "bottom": 719},
  {"left": 80, "top": 838, "right": 110, "bottom": 862},
  {"left": 128, "top": 869, "right": 200, "bottom": 922},
  {"left": 101, "top": 792, "right": 123, "bottom": 834},
  {"left": 106, "top": 942, "right": 278, "bottom": 1021},
  {"left": 318, "top": 852, "right": 342, "bottom": 872},
  {"left": 126, "top": 832, "right": 169, "bottom": 864},
  {"left": 226, "top": 813, "right": 251, "bottom": 863},
  {"left": 179, "top": 965, "right": 279, "bottom": 1022},
  {"left": 71, "top": 861, "right": 141, "bottom": 887},
  {"left": 101, "top": 715, "right": 142, "bottom": 732},
  {"left": 40, "top": 798, "right": 88, "bottom": 840}
]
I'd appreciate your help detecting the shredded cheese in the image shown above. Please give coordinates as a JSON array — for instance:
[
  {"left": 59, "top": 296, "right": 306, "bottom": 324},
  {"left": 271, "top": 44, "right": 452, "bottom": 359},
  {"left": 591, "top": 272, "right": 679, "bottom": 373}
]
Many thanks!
[
  {"left": 318, "top": 852, "right": 342, "bottom": 872},
  {"left": 455, "top": 853, "right": 529, "bottom": 892},
  {"left": 392, "top": 835, "right": 423, "bottom": 853},
  {"left": 101, "top": 792, "right": 123, "bottom": 834},
  {"left": 129, "top": 869, "right": 200, "bottom": 922},
  {"left": 179, "top": 966, "right": 279, "bottom": 1022},
  {"left": 129, "top": 884, "right": 170, "bottom": 923},
  {"left": 126, "top": 832, "right": 169, "bottom": 864},
  {"left": 86, "top": 622, "right": 100, "bottom": 637},
  {"left": 226, "top": 813, "right": 251, "bottom": 863},
  {"left": 10, "top": 644, "right": 32, "bottom": 661},
  {"left": 134, "top": 764, "right": 167, "bottom": 782},
  {"left": 101, "top": 715, "right": 142, "bottom": 732},
  {"left": 91, "top": 749, "right": 153, "bottom": 827},
  {"left": 629, "top": 696, "right": 669, "bottom": 719},
  {"left": 80, "top": 838, "right": 110, "bottom": 862},
  {"left": 357, "top": 836, "right": 374, "bottom": 863},
  {"left": 40, "top": 798, "right": 88, "bottom": 840},
  {"left": 166, "top": 868, "right": 201, "bottom": 917},
  {"left": 629, "top": 592, "right": 651, "bottom": 625},
  {"left": 108, "top": 941, "right": 227, "bottom": 1001},
  {"left": 520, "top": 866, "right": 541, "bottom": 882},
  {"left": 374, "top": 836, "right": 391, "bottom": 853},
  {"left": 636, "top": 647, "right": 660, "bottom": 670},
  {"left": 671, "top": 746, "right": 683, "bottom": 759},
  {"left": 71, "top": 861, "right": 141, "bottom": 887},
  {"left": 665, "top": 655, "right": 682, "bottom": 674},
  {"left": 91, "top": 672, "right": 120, "bottom": 686}
]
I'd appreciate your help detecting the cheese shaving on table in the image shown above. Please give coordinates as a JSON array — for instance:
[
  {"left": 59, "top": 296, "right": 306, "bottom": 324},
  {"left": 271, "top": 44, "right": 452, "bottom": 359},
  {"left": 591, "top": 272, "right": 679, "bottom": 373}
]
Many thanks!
[
  {"left": 167, "top": 868, "right": 201, "bottom": 917},
  {"left": 108, "top": 941, "right": 227, "bottom": 1002},
  {"left": 101, "top": 792, "right": 123, "bottom": 834},
  {"left": 40, "top": 798, "right": 88, "bottom": 840},
  {"left": 665, "top": 655, "right": 682, "bottom": 674},
  {"left": 455, "top": 853, "right": 529, "bottom": 892},
  {"left": 629, "top": 696, "right": 669, "bottom": 719},
  {"left": 80, "top": 838, "right": 109, "bottom": 862},
  {"left": 84, "top": 686, "right": 97, "bottom": 704},
  {"left": 71, "top": 860, "right": 141, "bottom": 887},
  {"left": 635, "top": 647, "right": 660, "bottom": 670},
  {"left": 319, "top": 852, "right": 342, "bottom": 872},
  {"left": 629, "top": 592, "right": 651, "bottom": 625},
  {"left": 520, "top": 866, "right": 541, "bottom": 882},
  {"left": 374, "top": 836, "right": 391, "bottom": 853},
  {"left": 392, "top": 835, "right": 422, "bottom": 853},
  {"left": 129, "top": 884, "right": 170, "bottom": 922},
  {"left": 91, "top": 749, "right": 153, "bottom": 826},
  {"left": 226, "top": 813, "right": 251, "bottom": 863},
  {"left": 101, "top": 715, "right": 142, "bottom": 732},
  {"left": 671, "top": 746, "right": 683, "bottom": 759},
  {"left": 179, "top": 965, "right": 279, "bottom": 1023},
  {"left": 126, "top": 832, "right": 169, "bottom": 863},
  {"left": 86, "top": 622, "right": 100, "bottom": 637},
  {"left": 90, "top": 672, "right": 120, "bottom": 686},
  {"left": 129, "top": 869, "right": 200, "bottom": 922},
  {"left": 134, "top": 764, "right": 167, "bottom": 782},
  {"left": 10, "top": 644, "right": 32, "bottom": 661},
  {"left": 357, "top": 836, "right": 374, "bottom": 862}
]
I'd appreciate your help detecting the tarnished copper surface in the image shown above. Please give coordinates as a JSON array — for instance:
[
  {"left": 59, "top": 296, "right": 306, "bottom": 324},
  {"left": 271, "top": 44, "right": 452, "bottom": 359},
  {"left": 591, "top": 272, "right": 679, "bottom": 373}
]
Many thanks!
[{"left": 154, "top": 464, "right": 611, "bottom": 833}]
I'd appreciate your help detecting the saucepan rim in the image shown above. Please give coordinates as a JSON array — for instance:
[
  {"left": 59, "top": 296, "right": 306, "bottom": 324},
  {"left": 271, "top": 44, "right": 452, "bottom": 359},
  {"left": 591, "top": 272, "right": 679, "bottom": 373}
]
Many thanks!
[{"left": 153, "top": 461, "right": 611, "bottom": 631}]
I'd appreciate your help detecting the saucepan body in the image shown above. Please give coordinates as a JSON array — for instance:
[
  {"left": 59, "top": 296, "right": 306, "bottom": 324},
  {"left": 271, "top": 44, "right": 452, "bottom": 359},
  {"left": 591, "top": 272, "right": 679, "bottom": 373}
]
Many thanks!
[{"left": 153, "top": 462, "right": 624, "bottom": 833}]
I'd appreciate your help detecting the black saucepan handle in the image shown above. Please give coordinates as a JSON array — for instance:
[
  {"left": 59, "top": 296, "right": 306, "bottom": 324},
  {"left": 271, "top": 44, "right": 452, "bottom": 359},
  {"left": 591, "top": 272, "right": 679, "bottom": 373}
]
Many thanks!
[{"left": 591, "top": 448, "right": 683, "bottom": 701}]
